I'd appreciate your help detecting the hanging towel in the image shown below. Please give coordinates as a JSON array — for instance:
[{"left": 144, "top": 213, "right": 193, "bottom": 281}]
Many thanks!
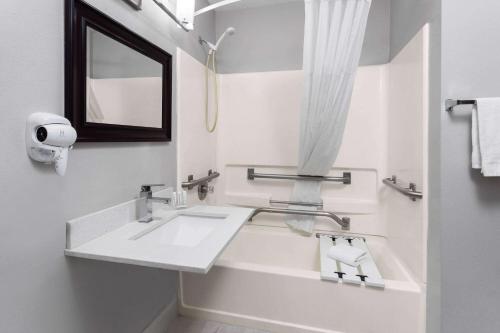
[
  {"left": 327, "top": 244, "right": 366, "bottom": 267},
  {"left": 471, "top": 98, "right": 500, "bottom": 176}
]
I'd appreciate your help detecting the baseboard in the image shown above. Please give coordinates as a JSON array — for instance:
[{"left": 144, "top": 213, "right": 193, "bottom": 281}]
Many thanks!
[
  {"left": 179, "top": 303, "right": 342, "bottom": 333},
  {"left": 142, "top": 298, "right": 178, "bottom": 333}
]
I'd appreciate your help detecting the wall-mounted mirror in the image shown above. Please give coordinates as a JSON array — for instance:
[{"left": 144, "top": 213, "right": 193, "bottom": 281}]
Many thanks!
[{"left": 65, "top": 0, "right": 172, "bottom": 142}]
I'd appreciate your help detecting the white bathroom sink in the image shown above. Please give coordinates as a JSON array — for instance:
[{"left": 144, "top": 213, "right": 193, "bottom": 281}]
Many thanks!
[
  {"left": 65, "top": 206, "right": 254, "bottom": 273},
  {"left": 132, "top": 213, "right": 227, "bottom": 248}
]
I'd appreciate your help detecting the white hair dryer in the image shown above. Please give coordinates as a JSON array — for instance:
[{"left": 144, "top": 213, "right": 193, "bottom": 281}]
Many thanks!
[{"left": 26, "top": 113, "right": 77, "bottom": 176}]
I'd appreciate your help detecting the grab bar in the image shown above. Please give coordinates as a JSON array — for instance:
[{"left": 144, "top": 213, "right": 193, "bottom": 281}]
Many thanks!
[
  {"left": 270, "top": 199, "right": 324, "bottom": 209},
  {"left": 249, "top": 207, "right": 350, "bottom": 231},
  {"left": 247, "top": 168, "right": 351, "bottom": 184},
  {"left": 382, "top": 175, "right": 422, "bottom": 201},
  {"left": 181, "top": 169, "right": 220, "bottom": 190}
]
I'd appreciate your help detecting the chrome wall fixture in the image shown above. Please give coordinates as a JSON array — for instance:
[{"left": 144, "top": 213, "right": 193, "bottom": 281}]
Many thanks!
[
  {"left": 249, "top": 207, "right": 350, "bottom": 230},
  {"left": 152, "top": 0, "right": 242, "bottom": 31},
  {"left": 269, "top": 199, "right": 324, "bottom": 209},
  {"left": 247, "top": 168, "right": 351, "bottom": 185},
  {"left": 123, "top": 0, "right": 142, "bottom": 10},
  {"left": 152, "top": 0, "right": 190, "bottom": 31},
  {"left": 382, "top": 175, "right": 423, "bottom": 201},
  {"left": 194, "top": 0, "right": 242, "bottom": 16},
  {"left": 181, "top": 169, "right": 220, "bottom": 200},
  {"left": 445, "top": 99, "right": 476, "bottom": 112},
  {"left": 138, "top": 184, "right": 170, "bottom": 223}
]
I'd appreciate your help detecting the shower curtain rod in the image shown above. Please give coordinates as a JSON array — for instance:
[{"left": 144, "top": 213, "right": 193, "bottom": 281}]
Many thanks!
[
  {"left": 194, "top": 0, "right": 242, "bottom": 16},
  {"left": 153, "top": 0, "right": 243, "bottom": 31},
  {"left": 152, "top": 0, "right": 190, "bottom": 31}
]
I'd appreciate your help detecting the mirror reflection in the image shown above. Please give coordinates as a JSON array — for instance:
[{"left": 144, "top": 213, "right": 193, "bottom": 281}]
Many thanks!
[{"left": 86, "top": 27, "right": 163, "bottom": 128}]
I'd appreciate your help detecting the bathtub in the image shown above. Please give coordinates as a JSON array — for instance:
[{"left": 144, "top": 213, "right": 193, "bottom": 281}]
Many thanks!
[{"left": 179, "top": 224, "right": 425, "bottom": 333}]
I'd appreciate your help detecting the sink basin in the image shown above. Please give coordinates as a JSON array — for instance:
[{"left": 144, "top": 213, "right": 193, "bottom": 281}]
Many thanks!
[
  {"left": 132, "top": 213, "right": 228, "bottom": 247},
  {"left": 65, "top": 206, "right": 254, "bottom": 273}
]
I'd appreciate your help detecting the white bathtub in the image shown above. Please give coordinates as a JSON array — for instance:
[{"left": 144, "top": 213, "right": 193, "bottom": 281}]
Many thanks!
[{"left": 179, "top": 225, "right": 425, "bottom": 333}]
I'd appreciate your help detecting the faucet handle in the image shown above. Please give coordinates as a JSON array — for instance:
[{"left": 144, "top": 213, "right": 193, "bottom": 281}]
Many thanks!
[{"left": 141, "top": 184, "right": 165, "bottom": 192}]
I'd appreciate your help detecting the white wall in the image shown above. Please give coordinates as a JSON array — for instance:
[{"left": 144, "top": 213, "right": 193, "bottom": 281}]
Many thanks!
[
  {"left": 388, "top": 1, "right": 442, "bottom": 332},
  {"left": 215, "top": 67, "right": 388, "bottom": 236},
  {"left": 176, "top": 49, "right": 218, "bottom": 205},
  {"left": 0, "top": 1, "right": 214, "bottom": 332},
  {"left": 385, "top": 26, "right": 429, "bottom": 284},
  {"left": 440, "top": 0, "right": 500, "bottom": 331},
  {"left": 214, "top": 0, "right": 392, "bottom": 73}
]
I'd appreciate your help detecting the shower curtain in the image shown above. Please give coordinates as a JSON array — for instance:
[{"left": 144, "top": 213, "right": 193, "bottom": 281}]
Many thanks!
[{"left": 287, "top": 0, "right": 372, "bottom": 234}]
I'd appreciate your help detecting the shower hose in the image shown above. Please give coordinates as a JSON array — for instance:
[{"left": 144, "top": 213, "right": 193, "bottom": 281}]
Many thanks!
[{"left": 205, "top": 50, "right": 218, "bottom": 133}]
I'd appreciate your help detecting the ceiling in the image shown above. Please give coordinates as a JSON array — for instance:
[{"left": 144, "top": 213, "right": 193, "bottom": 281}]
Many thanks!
[{"left": 206, "top": 0, "right": 303, "bottom": 11}]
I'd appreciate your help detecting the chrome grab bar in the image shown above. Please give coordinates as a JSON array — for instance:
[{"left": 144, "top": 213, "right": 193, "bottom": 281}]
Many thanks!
[
  {"left": 249, "top": 207, "right": 350, "bottom": 231},
  {"left": 247, "top": 168, "right": 351, "bottom": 184},
  {"left": 181, "top": 170, "right": 220, "bottom": 190},
  {"left": 382, "top": 175, "right": 423, "bottom": 201},
  {"left": 270, "top": 199, "right": 324, "bottom": 209}
]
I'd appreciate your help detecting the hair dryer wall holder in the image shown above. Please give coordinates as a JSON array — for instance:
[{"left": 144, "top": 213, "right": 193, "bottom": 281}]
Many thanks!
[{"left": 26, "top": 112, "right": 77, "bottom": 176}]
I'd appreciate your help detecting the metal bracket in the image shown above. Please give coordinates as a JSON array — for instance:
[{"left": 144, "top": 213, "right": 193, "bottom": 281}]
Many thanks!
[
  {"left": 123, "top": 0, "right": 142, "bottom": 10},
  {"left": 445, "top": 99, "right": 476, "bottom": 112}
]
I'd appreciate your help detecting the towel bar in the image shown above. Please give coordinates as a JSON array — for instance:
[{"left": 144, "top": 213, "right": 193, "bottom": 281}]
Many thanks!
[{"left": 445, "top": 99, "right": 476, "bottom": 112}]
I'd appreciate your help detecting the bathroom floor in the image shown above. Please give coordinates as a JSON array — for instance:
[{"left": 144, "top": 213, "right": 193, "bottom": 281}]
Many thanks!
[{"left": 167, "top": 316, "right": 270, "bottom": 333}]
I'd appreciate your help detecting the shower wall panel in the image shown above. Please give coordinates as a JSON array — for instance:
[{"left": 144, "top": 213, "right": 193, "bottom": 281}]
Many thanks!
[
  {"left": 215, "top": 67, "right": 389, "bottom": 236},
  {"left": 177, "top": 49, "right": 218, "bottom": 205},
  {"left": 384, "top": 25, "right": 429, "bottom": 284}
]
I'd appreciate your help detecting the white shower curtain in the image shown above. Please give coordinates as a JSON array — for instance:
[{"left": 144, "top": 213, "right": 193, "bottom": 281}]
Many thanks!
[{"left": 287, "top": 0, "right": 372, "bottom": 234}]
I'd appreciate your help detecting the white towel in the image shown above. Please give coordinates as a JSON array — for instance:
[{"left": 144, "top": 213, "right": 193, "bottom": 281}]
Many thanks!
[
  {"left": 327, "top": 244, "right": 366, "bottom": 267},
  {"left": 472, "top": 98, "right": 500, "bottom": 176}
]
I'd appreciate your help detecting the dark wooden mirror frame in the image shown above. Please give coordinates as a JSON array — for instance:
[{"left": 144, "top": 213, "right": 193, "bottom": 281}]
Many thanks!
[{"left": 65, "top": 0, "right": 172, "bottom": 142}]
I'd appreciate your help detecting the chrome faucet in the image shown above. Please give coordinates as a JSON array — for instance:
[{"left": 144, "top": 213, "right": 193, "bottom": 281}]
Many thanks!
[{"left": 138, "top": 184, "right": 171, "bottom": 223}]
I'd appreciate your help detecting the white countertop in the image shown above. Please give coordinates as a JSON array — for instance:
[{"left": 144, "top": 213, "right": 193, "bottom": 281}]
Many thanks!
[{"left": 65, "top": 205, "right": 254, "bottom": 273}]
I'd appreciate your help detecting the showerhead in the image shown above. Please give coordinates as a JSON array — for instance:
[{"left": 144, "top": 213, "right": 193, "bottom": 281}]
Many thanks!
[
  {"left": 199, "top": 27, "right": 236, "bottom": 54},
  {"left": 214, "top": 26, "right": 236, "bottom": 51}
]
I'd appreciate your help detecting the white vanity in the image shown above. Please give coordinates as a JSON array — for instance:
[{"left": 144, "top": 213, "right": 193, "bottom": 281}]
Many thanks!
[{"left": 65, "top": 192, "right": 253, "bottom": 273}]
